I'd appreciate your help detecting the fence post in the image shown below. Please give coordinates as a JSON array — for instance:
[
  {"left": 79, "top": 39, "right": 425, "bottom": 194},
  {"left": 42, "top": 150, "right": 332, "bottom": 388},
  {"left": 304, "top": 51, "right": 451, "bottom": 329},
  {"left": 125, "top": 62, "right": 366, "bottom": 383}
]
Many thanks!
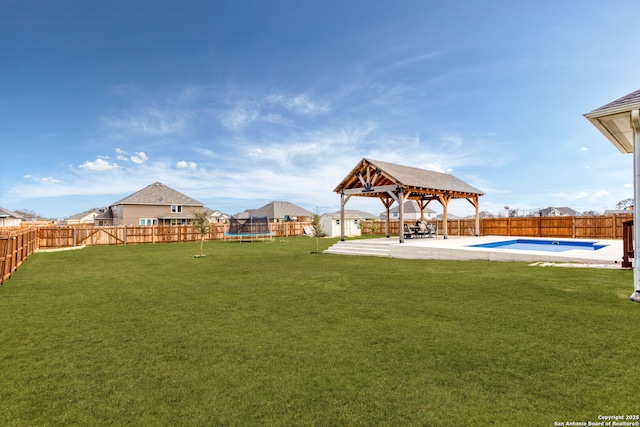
[{"left": 123, "top": 227, "right": 127, "bottom": 246}]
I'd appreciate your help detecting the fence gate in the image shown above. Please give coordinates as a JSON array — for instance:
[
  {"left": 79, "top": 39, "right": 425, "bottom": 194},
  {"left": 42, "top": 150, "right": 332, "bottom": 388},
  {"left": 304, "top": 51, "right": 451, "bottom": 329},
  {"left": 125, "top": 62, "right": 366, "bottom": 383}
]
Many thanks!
[{"left": 38, "top": 227, "right": 126, "bottom": 248}]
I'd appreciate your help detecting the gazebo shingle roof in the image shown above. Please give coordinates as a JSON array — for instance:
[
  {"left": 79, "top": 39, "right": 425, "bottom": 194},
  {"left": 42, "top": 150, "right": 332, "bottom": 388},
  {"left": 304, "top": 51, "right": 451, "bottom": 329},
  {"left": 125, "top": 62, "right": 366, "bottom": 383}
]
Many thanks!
[{"left": 335, "top": 158, "right": 484, "bottom": 196}]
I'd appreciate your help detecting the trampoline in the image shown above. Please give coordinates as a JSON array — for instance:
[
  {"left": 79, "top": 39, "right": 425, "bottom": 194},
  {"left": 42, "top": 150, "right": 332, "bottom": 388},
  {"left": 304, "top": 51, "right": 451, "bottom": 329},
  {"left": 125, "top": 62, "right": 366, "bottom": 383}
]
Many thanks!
[{"left": 224, "top": 216, "right": 273, "bottom": 242}]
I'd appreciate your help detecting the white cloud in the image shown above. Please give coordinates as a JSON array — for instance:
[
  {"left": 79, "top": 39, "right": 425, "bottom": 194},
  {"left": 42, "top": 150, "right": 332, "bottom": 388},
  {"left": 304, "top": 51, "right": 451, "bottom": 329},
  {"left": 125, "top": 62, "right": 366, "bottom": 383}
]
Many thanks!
[
  {"left": 267, "top": 93, "right": 330, "bottom": 116},
  {"left": 220, "top": 91, "right": 329, "bottom": 130},
  {"left": 42, "top": 176, "right": 64, "bottom": 184},
  {"left": 130, "top": 152, "right": 148, "bottom": 164},
  {"left": 102, "top": 106, "right": 190, "bottom": 139},
  {"left": 420, "top": 163, "right": 448, "bottom": 173},
  {"left": 79, "top": 158, "right": 119, "bottom": 171},
  {"left": 23, "top": 175, "right": 64, "bottom": 184},
  {"left": 176, "top": 160, "right": 197, "bottom": 169},
  {"left": 115, "top": 147, "right": 129, "bottom": 161}
]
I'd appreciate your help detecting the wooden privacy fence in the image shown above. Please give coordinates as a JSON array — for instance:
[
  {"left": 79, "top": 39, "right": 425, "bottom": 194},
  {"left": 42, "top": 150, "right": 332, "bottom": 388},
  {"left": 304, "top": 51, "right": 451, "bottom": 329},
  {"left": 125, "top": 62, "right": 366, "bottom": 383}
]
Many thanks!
[
  {"left": 37, "top": 221, "right": 311, "bottom": 248},
  {"left": 0, "top": 227, "right": 39, "bottom": 285},
  {"left": 359, "top": 214, "right": 634, "bottom": 239}
]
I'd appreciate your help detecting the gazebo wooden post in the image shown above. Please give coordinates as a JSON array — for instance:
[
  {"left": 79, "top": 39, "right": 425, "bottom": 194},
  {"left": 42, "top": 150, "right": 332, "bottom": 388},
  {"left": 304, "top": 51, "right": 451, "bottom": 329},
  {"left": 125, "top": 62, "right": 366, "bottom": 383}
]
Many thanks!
[
  {"left": 466, "top": 195, "right": 481, "bottom": 236},
  {"left": 399, "top": 188, "right": 405, "bottom": 244},
  {"left": 340, "top": 192, "right": 351, "bottom": 241},
  {"left": 385, "top": 204, "right": 391, "bottom": 238},
  {"left": 438, "top": 194, "right": 452, "bottom": 239},
  {"left": 417, "top": 198, "right": 430, "bottom": 222},
  {"left": 380, "top": 196, "right": 394, "bottom": 238},
  {"left": 475, "top": 199, "right": 480, "bottom": 236}
]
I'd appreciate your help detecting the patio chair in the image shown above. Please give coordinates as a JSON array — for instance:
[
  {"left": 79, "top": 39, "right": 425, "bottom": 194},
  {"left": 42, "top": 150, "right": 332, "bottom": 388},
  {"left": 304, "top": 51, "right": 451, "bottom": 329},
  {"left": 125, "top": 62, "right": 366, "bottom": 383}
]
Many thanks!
[
  {"left": 404, "top": 224, "right": 415, "bottom": 239},
  {"left": 415, "top": 221, "right": 429, "bottom": 238},
  {"left": 426, "top": 223, "right": 438, "bottom": 238}
]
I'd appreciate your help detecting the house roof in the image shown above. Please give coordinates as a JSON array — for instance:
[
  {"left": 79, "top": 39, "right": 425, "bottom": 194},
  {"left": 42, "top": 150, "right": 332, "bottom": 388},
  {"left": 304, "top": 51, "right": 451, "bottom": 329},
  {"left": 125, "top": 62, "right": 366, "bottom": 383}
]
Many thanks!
[
  {"left": 334, "top": 158, "right": 484, "bottom": 198},
  {"left": 67, "top": 208, "right": 104, "bottom": 220},
  {"left": 112, "top": 182, "right": 204, "bottom": 206},
  {"left": 244, "top": 201, "right": 313, "bottom": 219},
  {"left": 589, "top": 89, "right": 640, "bottom": 113},
  {"left": 94, "top": 209, "right": 113, "bottom": 220},
  {"left": 584, "top": 89, "right": 640, "bottom": 154},
  {"left": 388, "top": 200, "right": 436, "bottom": 215},
  {"left": 0, "top": 207, "right": 22, "bottom": 219},
  {"left": 536, "top": 206, "right": 579, "bottom": 216}
]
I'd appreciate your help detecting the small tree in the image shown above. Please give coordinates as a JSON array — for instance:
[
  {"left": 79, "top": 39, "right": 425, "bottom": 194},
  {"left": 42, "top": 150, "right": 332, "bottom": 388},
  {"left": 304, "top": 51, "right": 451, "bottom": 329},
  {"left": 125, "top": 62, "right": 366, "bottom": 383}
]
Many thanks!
[
  {"left": 310, "top": 210, "right": 325, "bottom": 254},
  {"left": 616, "top": 198, "right": 634, "bottom": 210},
  {"left": 191, "top": 210, "right": 211, "bottom": 257},
  {"left": 311, "top": 212, "right": 325, "bottom": 238}
]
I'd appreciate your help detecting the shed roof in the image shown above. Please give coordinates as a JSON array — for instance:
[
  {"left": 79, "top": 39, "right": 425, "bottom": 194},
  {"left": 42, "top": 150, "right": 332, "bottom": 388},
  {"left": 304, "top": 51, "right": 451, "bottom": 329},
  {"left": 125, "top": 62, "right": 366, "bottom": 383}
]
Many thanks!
[
  {"left": 0, "top": 207, "right": 22, "bottom": 219},
  {"left": 112, "top": 182, "right": 204, "bottom": 206},
  {"left": 324, "top": 209, "right": 378, "bottom": 219}
]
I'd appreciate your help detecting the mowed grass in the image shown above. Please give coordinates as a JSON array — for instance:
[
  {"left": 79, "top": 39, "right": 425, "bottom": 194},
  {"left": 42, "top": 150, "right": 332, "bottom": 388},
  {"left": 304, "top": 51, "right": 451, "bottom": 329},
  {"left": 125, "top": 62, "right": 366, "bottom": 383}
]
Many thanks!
[{"left": 0, "top": 237, "right": 638, "bottom": 426}]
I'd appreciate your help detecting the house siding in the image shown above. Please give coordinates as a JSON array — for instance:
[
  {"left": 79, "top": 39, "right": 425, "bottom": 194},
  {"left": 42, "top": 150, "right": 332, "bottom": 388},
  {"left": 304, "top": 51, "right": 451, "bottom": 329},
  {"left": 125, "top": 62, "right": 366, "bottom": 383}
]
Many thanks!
[{"left": 116, "top": 204, "right": 201, "bottom": 225}]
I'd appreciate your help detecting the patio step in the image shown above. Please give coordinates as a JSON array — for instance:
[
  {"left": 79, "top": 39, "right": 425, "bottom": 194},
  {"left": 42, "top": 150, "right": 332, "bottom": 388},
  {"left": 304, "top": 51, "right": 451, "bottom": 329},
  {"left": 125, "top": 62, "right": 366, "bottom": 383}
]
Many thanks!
[{"left": 324, "top": 239, "right": 393, "bottom": 257}]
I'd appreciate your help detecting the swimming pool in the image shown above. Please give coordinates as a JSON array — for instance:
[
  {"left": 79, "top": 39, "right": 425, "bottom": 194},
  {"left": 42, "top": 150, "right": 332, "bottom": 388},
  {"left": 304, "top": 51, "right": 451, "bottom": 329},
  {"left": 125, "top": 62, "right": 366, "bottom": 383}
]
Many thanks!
[{"left": 468, "top": 239, "right": 607, "bottom": 252}]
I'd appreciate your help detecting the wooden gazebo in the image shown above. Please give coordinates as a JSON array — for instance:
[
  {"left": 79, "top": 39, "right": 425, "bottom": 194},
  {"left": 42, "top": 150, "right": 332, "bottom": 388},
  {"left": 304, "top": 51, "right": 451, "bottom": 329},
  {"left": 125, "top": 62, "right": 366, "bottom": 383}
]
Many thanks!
[{"left": 334, "top": 158, "right": 485, "bottom": 242}]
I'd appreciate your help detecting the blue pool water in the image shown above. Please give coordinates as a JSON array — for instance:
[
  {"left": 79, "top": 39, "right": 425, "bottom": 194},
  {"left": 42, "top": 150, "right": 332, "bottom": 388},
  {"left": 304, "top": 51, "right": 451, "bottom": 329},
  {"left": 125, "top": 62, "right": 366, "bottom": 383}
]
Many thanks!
[{"left": 468, "top": 239, "right": 607, "bottom": 252}]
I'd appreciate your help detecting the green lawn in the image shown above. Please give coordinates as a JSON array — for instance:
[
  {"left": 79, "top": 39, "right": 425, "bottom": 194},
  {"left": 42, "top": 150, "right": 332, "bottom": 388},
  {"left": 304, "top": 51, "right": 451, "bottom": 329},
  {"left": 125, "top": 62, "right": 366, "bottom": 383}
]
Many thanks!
[{"left": 0, "top": 237, "right": 638, "bottom": 426}]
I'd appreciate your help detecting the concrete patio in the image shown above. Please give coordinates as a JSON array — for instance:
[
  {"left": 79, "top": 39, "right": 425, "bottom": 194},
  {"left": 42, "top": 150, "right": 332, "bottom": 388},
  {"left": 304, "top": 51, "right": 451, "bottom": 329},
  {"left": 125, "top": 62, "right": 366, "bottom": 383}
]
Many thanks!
[{"left": 325, "top": 236, "right": 626, "bottom": 266}]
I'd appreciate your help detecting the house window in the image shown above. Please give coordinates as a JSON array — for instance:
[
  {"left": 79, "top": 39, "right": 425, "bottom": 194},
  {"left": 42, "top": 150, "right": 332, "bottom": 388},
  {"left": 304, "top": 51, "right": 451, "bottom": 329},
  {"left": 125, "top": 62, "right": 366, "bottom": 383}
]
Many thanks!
[
  {"left": 171, "top": 205, "right": 182, "bottom": 213},
  {"left": 139, "top": 218, "right": 158, "bottom": 226}
]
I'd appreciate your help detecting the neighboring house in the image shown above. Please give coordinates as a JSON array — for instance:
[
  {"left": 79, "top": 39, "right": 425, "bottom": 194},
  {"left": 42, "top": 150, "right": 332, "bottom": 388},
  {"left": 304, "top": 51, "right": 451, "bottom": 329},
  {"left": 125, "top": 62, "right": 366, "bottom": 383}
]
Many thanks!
[
  {"left": 321, "top": 210, "right": 378, "bottom": 237},
  {"left": 94, "top": 182, "right": 205, "bottom": 226},
  {"left": 381, "top": 201, "right": 437, "bottom": 221},
  {"left": 604, "top": 209, "right": 633, "bottom": 215},
  {"left": 534, "top": 207, "right": 580, "bottom": 217},
  {"left": 65, "top": 208, "right": 106, "bottom": 225},
  {"left": 0, "top": 207, "right": 23, "bottom": 227},
  {"left": 473, "top": 211, "right": 496, "bottom": 219},
  {"left": 207, "top": 209, "right": 230, "bottom": 223},
  {"left": 240, "top": 201, "right": 313, "bottom": 222},
  {"left": 435, "top": 213, "right": 459, "bottom": 220}
]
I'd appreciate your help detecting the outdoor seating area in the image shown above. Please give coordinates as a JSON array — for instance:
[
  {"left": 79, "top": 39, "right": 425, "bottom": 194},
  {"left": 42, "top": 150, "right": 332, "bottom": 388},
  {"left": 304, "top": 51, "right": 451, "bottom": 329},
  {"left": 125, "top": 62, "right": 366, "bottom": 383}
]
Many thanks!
[{"left": 403, "top": 221, "right": 438, "bottom": 239}]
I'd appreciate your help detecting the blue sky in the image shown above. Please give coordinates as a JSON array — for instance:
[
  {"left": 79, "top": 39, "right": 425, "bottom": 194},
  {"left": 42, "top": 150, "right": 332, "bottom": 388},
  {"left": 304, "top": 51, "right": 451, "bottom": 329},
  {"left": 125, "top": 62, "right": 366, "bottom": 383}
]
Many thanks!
[{"left": 2, "top": 0, "right": 639, "bottom": 219}]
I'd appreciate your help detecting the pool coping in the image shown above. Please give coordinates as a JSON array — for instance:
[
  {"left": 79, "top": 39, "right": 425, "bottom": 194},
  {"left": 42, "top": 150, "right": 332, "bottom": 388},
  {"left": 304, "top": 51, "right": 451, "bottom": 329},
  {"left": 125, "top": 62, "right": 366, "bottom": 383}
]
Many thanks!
[{"left": 389, "top": 235, "right": 625, "bottom": 265}]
